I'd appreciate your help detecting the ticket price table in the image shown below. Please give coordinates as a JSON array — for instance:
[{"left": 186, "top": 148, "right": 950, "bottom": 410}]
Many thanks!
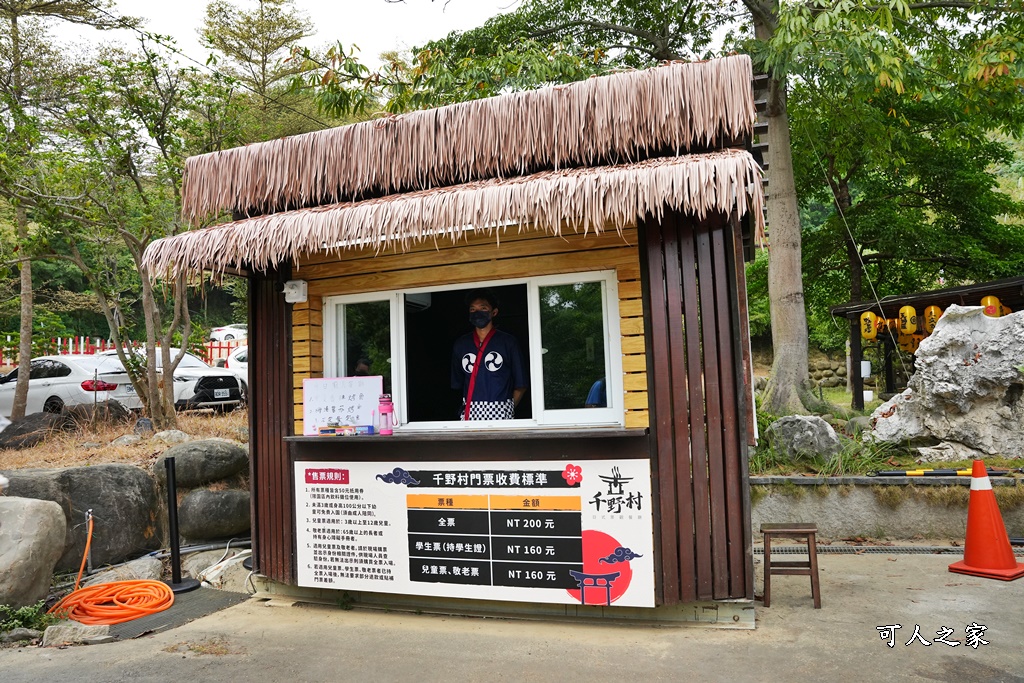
[{"left": 407, "top": 494, "right": 582, "bottom": 589}]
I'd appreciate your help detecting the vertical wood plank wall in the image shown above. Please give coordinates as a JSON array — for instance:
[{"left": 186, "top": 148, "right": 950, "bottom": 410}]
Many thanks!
[
  {"left": 289, "top": 228, "right": 648, "bottom": 434},
  {"left": 249, "top": 268, "right": 295, "bottom": 584},
  {"left": 641, "top": 210, "right": 753, "bottom": 603}
]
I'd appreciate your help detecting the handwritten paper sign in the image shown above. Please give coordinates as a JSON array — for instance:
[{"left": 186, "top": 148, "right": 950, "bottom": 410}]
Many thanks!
[{"left": 302, "top": 376, "right": 383, "bottom": 436}]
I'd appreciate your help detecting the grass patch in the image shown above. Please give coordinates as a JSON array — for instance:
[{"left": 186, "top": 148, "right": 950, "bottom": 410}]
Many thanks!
[
  {"left": 994, "top": 483, "right": 1024, "bottom": 510},
  {"left": 813, "top": 439, "right": 906, "bottom": 478},
  {"left": 0, "top": 408, "right": 249, "bottom": 471},
  {"left": 0, "top": 601, "right": 64, "bottom": 632},
  {"left": 872, "top": 485, "right": 908, "bottom": 509},
  {"left": 818, "top": 386, "right": 884, "bottom": 416},
  {"left": 749, "top": 485, "right": 770, "bottom": 506}
]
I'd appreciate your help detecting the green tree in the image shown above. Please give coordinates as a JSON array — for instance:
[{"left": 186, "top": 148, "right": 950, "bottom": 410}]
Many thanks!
[
  {"left": 1, "top": 40, "right": 245, "bottom": 427},
  {"left": 0, "top": 0, "right": 120, "bottom": 419},
  {"left": 200, "top": 0, "right": 323, "bottom": 140},
  {"left": 769, "top": 1, "right": 1024, "bottom": 357}
]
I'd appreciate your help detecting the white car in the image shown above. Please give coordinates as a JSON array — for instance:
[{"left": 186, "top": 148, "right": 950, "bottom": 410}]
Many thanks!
[
  {"left": 225, "top": 345, "right": 249, "bottom": 398},
  {"left": 98, "top": 349, "right": 244, "bottom": 412},
  {"left": 210, "top": 324, "right": 248, "bottom": 342},
  {"left": 0, "top": 355, "right": 141, "bottom": 418}
]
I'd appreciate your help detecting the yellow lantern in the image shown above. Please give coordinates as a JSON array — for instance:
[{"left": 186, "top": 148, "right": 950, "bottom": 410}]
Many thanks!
[
  {"left": 923, "top": 305, "right": 942, "bottom": 333},
  {"left": 899, "top": 305, "right": 918, "bottom": 334},
  {"left": 1001, "top": 305, "right": 1012, "bottom": 316},
  {"left": 887, "top": 318, "right": 900, "bottom": 332},
  {"left": 911, "top": 334, "right": 925, "bottom": 353},
  {"left": 981, "top": 295, "right": 1002, "bottom": 317},
  {"left": 898, "top": 334, "right": 915, "bottom": 353},
  {"left": 860, "top": 311, "right": 878, "bottom": 340}
]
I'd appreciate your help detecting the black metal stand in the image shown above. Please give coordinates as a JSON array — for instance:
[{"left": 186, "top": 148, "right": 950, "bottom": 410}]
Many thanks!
[
  {"left": 242, "top": 556, "right": 253, "bottom": 571},
  {"left": 164, "top": 457, "right": 201, "bottom": 594}
]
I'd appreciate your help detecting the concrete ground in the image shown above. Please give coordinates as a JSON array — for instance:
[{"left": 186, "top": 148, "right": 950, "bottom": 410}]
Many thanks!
[{"left": 3, "top": 553, "right": 1023, "bottom": 683}]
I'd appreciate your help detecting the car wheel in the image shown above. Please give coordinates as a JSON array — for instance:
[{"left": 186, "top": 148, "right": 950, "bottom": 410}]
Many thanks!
[
  {"left": 224, "top": 334, "right": 234, "bottom": 340},
  {"left": 239, "top": 381, "right": 248, "bottom": 406},
  {"left": 43, "top": 396, "right": 64, "bottom": 414}
]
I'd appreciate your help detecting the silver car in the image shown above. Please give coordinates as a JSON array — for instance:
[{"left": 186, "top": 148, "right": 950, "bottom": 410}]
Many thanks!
[
  {"left": 98, "top": 349, "right": 244, "bottom": 411},
  {"left": 0, "top": 354, "right": 141, "bottom": 418}
]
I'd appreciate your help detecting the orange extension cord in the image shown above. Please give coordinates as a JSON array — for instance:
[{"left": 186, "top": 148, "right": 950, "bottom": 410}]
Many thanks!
[{"left": 49, "top": 516, "right": 175, "bottom": 625}]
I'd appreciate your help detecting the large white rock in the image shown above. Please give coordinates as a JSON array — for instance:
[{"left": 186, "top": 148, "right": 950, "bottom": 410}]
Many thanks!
[
  {"left": 0, "top": 497, "right": 66, "bottom": 608},
  {"left": 871, "top": 305, "right": 1024, "bottom": 458}
]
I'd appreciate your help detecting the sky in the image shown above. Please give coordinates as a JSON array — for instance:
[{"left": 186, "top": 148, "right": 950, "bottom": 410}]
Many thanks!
[{"left": 55, "top": 0, "right": 515, "bottom": 68}]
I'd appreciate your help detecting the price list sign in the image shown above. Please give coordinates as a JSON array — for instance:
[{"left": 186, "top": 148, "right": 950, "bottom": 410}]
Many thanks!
[{"left": 295, "top": 459, "right": 654, "bottom": 607}]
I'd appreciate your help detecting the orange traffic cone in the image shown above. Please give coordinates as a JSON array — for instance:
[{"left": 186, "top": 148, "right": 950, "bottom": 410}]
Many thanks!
[{"left": 948, "top": 460, "right": 1024, "bottom": 581}]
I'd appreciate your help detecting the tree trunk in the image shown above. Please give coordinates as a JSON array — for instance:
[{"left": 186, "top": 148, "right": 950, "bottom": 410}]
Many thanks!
[
  {"left": 9, "top": 14, "right": 33, "bottom": 421},
  {"left": 11, "top": 205, "right": 33, "bottom": 420},
  {"left": 138, "top": 260, "right": 178, "bottom": 431},
  {"left": 754, "top": 3, "right": 810, "bottom": 415}
]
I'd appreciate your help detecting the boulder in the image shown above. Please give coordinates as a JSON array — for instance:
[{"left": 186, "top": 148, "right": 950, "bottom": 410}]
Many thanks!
[
  {"left": 153, "top": 429, "right": 190, "bottom": 445},
  {"left": 0, "top": 497, "right": 66, "bottom": 608},
  {"left": 42, "top": 622, "right": 111, "bottom": 647},
  {"left": 1, "top": 627, "right": 42, "bottom": 644},
  {"left": 134, "top": 418, "right": 154, "bottom": 435},
  {"left": 766, "top": 415, "right": 842, "bottom": 463},
  {"left": 64, "top": 401, "right": 131, "bottom": 426},
  {"left": 110, "top": 434, "right": 142, "bottom": 447},
  {"left": 845, "top": 416, "right": 873, "bottom": 437},
  {"left": 915, "top": 441, "right": 987, "bottom": 463},
  {"left": 178, "top": 489, "right": 251, "bottom": 540},
  {"left": 871, "top": 306, "right": 1024, "bottom": 457},
  {"left": 153, "top": 439, "right": 249, "bottom": 488},
  {"left": 2, "top": 465, "right": 161, "bottom": 572},
  {"left": 183, "top": 548, "right": 251, "bottom": 590},
  {"left": 83, "top": 556, "right": 164, "bottom": 587},
  {"left": 0, "top": 412, "right": 74, "bottom": 450}
]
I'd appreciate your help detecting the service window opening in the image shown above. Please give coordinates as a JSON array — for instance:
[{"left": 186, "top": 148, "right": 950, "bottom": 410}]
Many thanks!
[{"left": 404, "top": 284, "right": 532, "bottom": 422}]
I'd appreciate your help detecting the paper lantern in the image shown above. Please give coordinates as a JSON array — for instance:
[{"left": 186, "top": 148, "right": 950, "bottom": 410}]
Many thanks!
[
  {"left": 860, "top": 311, "right": 878, "bottom": 340},
  {"left": 898, "top": 334, "right": 915, "bottom": 353},
  {"left": 911, "top": 334, "right": 925, "bottom": 353},
  {"left": 1001, "top": 305, "right": 1012, "bottom": 316},
  {"left": 981, "top": 295, "right": 1001, "bottom": 317},
  {"left": 923, "top": 305, "right": 942, "bottom": 333},
  {"left": 899, "top": 306, "right": 918, "bottom": 334}
]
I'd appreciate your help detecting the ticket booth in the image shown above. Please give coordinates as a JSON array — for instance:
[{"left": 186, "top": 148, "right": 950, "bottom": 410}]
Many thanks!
[{"left": 144, "top": 55, "right": 764, "bottom": 624}]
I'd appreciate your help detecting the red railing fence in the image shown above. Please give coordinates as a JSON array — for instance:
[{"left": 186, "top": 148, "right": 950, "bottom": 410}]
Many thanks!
[{"left": 0, "top": 336, "right": 246, "bottom": 368}]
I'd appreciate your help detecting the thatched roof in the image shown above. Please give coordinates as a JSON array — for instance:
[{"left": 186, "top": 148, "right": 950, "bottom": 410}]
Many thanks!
[
  {"left": 181, "top": 55, "right": 756, "bottom": 222},
  {"left": 145, "top": 149, "right": 763, "bottom": 279}
]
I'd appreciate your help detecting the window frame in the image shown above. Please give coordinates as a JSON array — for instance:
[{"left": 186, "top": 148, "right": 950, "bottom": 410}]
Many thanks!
[{"left": 321, "top": 269, "right": 624, "bottom": 431}]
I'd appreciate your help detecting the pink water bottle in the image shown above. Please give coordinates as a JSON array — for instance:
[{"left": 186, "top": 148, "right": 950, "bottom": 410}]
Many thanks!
[{"left": 377, "top": 394, "right": 394, "bottom": 435}]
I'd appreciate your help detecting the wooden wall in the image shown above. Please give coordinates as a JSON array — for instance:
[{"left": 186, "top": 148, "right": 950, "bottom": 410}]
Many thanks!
[
  {"left": 641, "top": 210, "right": 753, "bottom": 603},
  {"left": 249, "top": 267, "right": 295, "bottom": 584},
  {"left": 289, "top": 227, "right": 648, "bottom": 433}
]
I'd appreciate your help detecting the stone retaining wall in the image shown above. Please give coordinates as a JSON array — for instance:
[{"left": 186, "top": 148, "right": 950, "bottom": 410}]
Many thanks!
[{"left": 750, "top": 476, "right": 1024, "bottom": 540}]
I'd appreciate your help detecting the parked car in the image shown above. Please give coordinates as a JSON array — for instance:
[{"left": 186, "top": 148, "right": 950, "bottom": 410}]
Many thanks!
[
  {"left": 98, "top": 349, "right": 244, "bottom": 412},
  {"left": 210, "top": 324, "right": 248, "bottom": 342},
  {"left": 225, "top": 345, "right": 249, "bottom": 399},
  {"left": 0, "top": 355, "right": 140, "bottom": 418}
]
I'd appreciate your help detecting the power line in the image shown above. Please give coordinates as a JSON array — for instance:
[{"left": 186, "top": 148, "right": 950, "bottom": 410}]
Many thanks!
[
  {"left": 797, "top": 116, "right": 913, "bottom": 381},
  {"left": 77, "top": 0, "right": 335, "bottom": 131}
]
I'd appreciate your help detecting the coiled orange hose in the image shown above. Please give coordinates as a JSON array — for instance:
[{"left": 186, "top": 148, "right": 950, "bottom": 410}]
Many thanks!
[
  {"left": 50, "top": 581, "right": 174, "bottom": 625},
  {"left": 49, "top": 513, "right": 174, "bottom": 625}
]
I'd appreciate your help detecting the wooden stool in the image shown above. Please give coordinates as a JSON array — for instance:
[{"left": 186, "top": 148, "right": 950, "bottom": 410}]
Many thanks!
[{"left": 761, "top": 523, "right": 821, "bottom": 609}]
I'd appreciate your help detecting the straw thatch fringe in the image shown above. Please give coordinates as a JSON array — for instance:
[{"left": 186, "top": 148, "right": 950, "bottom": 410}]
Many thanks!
[
  {"left": 147, "top": 149, "right": 763, "bottom": 279},
  {"left": 181, "top": 56, "right": 756, "bottom": 222}
]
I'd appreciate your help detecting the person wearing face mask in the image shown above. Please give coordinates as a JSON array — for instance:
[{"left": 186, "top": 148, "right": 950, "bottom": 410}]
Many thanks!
[{"left": 451, "top": 289, "right": 527, "bottom": 420}]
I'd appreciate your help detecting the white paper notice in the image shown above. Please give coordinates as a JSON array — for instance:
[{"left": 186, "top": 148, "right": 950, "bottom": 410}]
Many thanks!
[{"left": 302, "top": 376, "right": 383, "bottom": 435}]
